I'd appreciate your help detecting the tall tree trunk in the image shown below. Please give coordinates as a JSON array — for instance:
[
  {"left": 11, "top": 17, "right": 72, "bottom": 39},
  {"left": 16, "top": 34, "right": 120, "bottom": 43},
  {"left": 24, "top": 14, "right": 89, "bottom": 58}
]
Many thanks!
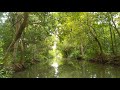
[
  {"left": 109, "top": 23, "right": 115, "bottom": 55},
  {"left": 102, "top": 27, "right": 106, "bottom": 52},
  {"left": 113, "top": 29, "right": 117, "bottom": 54}
]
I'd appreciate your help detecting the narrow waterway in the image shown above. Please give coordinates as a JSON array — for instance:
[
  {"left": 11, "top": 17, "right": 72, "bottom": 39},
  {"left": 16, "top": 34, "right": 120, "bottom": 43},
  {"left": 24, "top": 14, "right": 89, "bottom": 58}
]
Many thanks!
[
  {"left": 13, "top": 27, "right": 120, "bottom": 78},
  {"left": 13, "top": 60, "right": 120, "bottom": 78}
]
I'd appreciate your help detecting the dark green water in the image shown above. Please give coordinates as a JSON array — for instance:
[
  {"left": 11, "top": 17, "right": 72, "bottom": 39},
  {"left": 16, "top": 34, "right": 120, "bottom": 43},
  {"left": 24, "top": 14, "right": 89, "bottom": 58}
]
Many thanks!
[{"left": 13, "top": 60, "right": 120, "bottom": 78}]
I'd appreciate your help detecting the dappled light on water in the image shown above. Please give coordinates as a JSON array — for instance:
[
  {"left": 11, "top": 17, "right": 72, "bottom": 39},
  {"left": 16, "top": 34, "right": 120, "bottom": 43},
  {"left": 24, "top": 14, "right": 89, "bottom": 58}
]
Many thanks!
[
  {"left": 52, "top": 62, "right": 58, "bottom": 68},
  {"left": 50, "top": 28, "right": 62, "bottom": 78},
  {"left": 51, "top": 62, "right": 59, "bottom": 78}
]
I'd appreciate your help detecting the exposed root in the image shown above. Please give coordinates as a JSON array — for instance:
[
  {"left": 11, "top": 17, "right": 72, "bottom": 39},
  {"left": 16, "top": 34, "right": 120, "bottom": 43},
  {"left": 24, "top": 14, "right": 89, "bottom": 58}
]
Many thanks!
[{"left": 12, "top": 63, "right": 25, "bottom": 72}]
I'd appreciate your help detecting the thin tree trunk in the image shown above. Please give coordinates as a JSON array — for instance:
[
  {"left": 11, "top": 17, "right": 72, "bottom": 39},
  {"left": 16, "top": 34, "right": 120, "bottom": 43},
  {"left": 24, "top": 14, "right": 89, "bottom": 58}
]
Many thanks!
[
  {"left": 109, "top": 23, "right": 115, "bottom": 55},
  {"left": 113, "top": 29, "right": 117, "bottom": 54},
  {"left": 80, "top": 43, "right": 84, "bottom": 56},
  {"left": 20, "top": 38, "right": 24, "bottom": 65},
  {"left": 102, "top": 27, "right": 106, "bottom": 52}
]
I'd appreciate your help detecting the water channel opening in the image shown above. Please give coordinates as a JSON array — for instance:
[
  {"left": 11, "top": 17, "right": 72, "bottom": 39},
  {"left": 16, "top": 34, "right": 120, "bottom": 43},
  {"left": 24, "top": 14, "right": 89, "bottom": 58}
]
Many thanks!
[{"left": 51, "top": 28, "right": 62, "bottom": 78}]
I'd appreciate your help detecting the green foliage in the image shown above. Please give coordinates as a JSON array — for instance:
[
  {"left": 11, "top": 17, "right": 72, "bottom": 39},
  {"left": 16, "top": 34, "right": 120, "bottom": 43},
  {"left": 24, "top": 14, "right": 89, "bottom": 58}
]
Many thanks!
[
  {"left": 69, "top": 50, "right": 80, "bottom": 58},
  {"left": 0, "top": 66, "right": 13, "bottom": 78},
  {"left": 56, "top": 12, "right": 120, "bottom": 63}
]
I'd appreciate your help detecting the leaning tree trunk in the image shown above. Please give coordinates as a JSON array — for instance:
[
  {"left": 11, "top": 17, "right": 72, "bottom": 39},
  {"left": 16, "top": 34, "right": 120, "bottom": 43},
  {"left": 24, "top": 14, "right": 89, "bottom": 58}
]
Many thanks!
[
  {"left": 86, "top": 14, "right": 103, "bottom": 57},
  {"left": 3, "top": 12, "right": 29, "bottom": 64},
  {"left": 110, "top": 13, "right": 120, "bottom": 38},
  {"left": 88, "top": 25, "right": 103, "bottom": 56},
  {"left": 87, "top": 24, "right": 104, "bottom": 62}
]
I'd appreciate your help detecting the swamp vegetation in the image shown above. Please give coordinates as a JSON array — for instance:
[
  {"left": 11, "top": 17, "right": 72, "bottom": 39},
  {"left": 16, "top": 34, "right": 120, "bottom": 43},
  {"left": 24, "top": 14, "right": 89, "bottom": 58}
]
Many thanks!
[{"left": 0, "top": 12, "right": 120, "bottom": 78}]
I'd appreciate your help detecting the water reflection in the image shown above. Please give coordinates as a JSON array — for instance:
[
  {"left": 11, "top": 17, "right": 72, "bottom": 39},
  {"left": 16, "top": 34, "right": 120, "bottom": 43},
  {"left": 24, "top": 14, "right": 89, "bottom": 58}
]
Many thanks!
[
  {"left": 13, "top": 60, "right": 120, "bottom": 78},
  {"left": 13, "top": 63, "right": 55, "bottom": 78},
  {"left": 51, "top": 62, "right": 59, "bottom": 78},
  {"left": 58, "top": 60, "right": 120, "bottom": 78}
]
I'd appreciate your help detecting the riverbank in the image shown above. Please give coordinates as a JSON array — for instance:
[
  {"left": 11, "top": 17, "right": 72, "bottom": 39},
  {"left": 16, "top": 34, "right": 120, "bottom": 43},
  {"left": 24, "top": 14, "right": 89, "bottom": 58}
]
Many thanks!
[
  {"left": 89, "top": 54, "right": 120, "bottom": 66},
  {"left": 13, "top": 61, "right": 55, "bottom": 78},
  {"left": 11, "top": 59, "right": 40, "bottom": 73},
  {"left": 11, "top": 55, "right": 120, "bottom": 78}
]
